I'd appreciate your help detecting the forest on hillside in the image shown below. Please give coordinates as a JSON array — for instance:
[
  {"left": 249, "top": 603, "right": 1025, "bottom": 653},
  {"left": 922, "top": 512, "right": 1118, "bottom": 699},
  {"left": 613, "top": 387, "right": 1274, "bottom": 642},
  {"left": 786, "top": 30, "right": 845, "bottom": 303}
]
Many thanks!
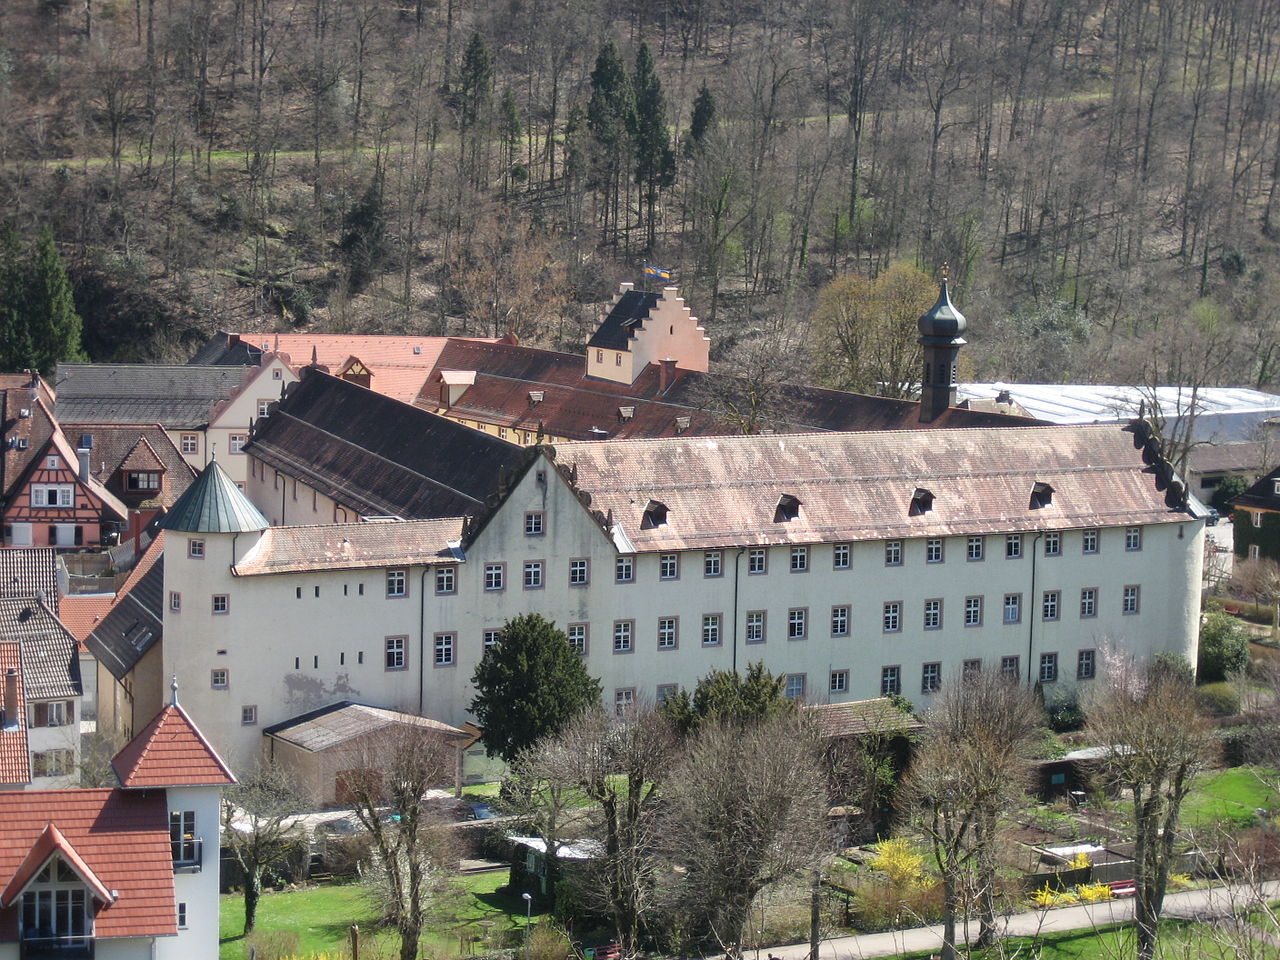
[{"left": 0, "top": 0, "right": 1277, "bottom": 397}]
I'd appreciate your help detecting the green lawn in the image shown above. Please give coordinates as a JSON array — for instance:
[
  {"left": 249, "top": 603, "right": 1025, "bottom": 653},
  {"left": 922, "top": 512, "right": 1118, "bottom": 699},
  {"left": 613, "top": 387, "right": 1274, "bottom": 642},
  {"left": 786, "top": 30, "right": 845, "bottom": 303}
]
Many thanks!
[
  {"left": 1183, "top": 766, "right": 1279, "bottom": 828},
  {"left": 219, "top": 869, "right": 540, "bottom": 960}
]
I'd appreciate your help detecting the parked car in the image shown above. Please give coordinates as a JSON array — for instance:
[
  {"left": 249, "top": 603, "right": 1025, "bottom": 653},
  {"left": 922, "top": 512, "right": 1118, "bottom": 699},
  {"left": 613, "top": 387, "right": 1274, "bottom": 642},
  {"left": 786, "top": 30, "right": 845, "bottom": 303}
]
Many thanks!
[{"left": 1206, "top": 508, "right": 1220, "bottom": 526}]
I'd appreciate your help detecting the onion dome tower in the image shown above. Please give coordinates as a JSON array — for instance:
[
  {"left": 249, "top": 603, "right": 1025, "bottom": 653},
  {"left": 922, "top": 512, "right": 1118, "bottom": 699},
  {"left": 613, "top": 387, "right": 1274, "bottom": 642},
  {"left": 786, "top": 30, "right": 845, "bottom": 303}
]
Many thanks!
[{"left": 917, "top": 266, "right": 967, "bottom": 424}]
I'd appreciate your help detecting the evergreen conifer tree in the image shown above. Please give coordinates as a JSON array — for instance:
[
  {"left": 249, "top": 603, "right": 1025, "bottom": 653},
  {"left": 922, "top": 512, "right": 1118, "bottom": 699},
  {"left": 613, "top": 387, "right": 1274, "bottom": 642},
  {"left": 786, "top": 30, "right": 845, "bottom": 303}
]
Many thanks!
[
  {"left": 25, "top": 226, "right": 85, "bottom": 373},
  {"left": 587, "top": 42, "right": 635, "bottom": 245},
  {"left": 632, "top": 42, "right": 675, "bottom": 251},
  {"left": 687, "top": 82, "right": 716, "bottom": 153}
]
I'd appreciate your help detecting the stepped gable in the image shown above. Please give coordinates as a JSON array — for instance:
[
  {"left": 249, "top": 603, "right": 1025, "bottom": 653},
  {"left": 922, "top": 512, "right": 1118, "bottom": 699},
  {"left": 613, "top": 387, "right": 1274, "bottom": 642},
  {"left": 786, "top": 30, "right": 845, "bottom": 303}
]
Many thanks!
[
  {"left": 111, "top": 702, "right": 236, "bottom": 789},
  {"left": 248, "top": 370, "right": 530, "bottom": 519},
  {"left": 156, "top": 459, "right": 268, "bottom": 534},
  {"left": 586, "top": 290, "right": 660, "bottom": 351}
]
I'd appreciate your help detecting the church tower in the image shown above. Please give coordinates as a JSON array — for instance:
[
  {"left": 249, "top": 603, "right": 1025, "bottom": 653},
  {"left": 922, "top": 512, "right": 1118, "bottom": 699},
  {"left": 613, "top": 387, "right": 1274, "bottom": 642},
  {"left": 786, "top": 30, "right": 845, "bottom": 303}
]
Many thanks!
[{"left": 917, "top": 269, "right": 967, "bottom": 424}]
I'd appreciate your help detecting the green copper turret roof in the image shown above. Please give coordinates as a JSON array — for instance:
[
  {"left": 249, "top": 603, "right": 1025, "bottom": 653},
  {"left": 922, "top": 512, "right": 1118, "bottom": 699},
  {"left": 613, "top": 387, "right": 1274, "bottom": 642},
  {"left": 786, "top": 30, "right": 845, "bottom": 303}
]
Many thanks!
[{"left": 157, "top": 459, "right": 269, "bottom": 534}]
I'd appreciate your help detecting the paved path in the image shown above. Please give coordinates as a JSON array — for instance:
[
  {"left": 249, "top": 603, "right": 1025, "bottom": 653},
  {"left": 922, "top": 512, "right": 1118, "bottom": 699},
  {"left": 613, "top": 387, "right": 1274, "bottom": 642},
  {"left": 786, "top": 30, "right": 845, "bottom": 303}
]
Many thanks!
[{"left": 752, "top": 881, "right": 1280, "bottom": 960}]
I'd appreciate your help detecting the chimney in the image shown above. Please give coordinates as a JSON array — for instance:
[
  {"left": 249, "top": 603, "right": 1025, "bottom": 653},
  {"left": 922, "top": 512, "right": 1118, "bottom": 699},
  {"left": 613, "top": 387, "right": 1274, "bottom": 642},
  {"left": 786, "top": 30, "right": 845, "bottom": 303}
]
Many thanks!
[
  {"left": 2, "top": 668, "right": 16, "bottom": 730},
  {"left": 77, "top": 447, "right": 91, "bottom": 483},
  {"left": 658, "top": 358, "right": 677, "bottom": 393}
]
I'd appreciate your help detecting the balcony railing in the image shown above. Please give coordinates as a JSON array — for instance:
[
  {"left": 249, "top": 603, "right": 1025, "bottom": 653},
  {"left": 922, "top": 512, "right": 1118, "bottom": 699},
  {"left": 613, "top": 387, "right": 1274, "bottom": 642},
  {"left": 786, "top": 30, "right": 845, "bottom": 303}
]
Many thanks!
[
  {"left": 171, "top": 837, "right": 203, "bottom": 872},
  {"left": 20, "top": 933, "right": 94, "bottom": 958}
]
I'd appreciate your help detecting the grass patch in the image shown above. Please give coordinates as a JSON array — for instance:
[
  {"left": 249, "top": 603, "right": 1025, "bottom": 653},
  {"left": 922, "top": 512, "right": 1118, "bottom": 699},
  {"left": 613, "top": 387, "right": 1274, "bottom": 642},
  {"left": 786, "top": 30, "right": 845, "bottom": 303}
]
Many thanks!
[
  {"left": 219, "top": 869, "right": 540, "bottom": 959},
  {"left": 1183, "top": 766, "right": 1279, "bottom": 827},
  {"left": 462, "top": 781, "right": 502, "bottom": 801}
]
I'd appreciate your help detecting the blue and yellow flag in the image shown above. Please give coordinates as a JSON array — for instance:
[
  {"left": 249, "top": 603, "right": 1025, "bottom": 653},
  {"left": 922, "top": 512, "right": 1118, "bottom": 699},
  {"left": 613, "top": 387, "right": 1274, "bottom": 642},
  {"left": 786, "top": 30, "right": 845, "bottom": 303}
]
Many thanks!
[{"left": 643, "top": 264, "right": 671, "bottom": 281}]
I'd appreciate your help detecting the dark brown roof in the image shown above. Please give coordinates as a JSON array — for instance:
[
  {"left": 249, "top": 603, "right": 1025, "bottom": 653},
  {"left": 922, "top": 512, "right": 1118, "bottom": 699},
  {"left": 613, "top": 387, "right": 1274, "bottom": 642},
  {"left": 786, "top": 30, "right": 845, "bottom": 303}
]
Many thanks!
[
  {"left": 1233, "top": 465, "right": 1280, "bottom": 512},
  {"left": 248, "top": 370, "right": 531, "bottom": 520},
  {"left": 74, "top": 424, "right": 197, "bottom": 509},
  {"left": 587, "top": 290, "right": 660, "bottom": 350},
  {"left": 85, "top": 536, "right": 164, "bottom": 681},
  {"left": 807, "top": 699, "right": 922, "bottom": 738},
  {"left": 1188, "top": 441, "right": 1270, "bottom": 477},
  {"left": 0, "top": 598, "right": 81, "bottom": 701},
  {"left": 416, "top": 339, "right": 1033, "bottom": 443},
  {"left": 555, "top": 422, "right": 1190, "bottom": 552}
]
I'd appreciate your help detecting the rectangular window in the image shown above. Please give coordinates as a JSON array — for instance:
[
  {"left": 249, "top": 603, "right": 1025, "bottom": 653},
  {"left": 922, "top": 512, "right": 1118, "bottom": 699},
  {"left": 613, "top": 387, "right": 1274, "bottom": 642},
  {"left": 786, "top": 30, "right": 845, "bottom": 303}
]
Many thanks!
[
  {"left": 784, "top": 674, "right": 806, "bottom": 700},
  {"left": 967, "top": 536, "right": 984, "bottom": 561},
  {"left": 169, "top": 591, "right": 181, "bottom": 612},
  {"left": 702, "top": 614, "right": 722, "bottom": 646},
  {"left": 31, "top": 749, "right": 74, "bottom": 778},
  {"left": 46, "top": 455, "right": 59, "bottom": 469},
  {"left": 884, "top": 540, "right": 903, "bottom": 566},
  {"left": 833, "top": 543, "right": 851, "bottom": 569},
  {"left": 881, "top": 666, "right": 901, "bottom": 696},
  {"left": 435, "top": 566, "right": 456, "bottom": 594},
  {"left": 181, "top": 434, "right": 198, "bottom": 454},
  {"left": 1044, "top": 532, "right": 1061, "bottom": 556},
  {"left": 1122, "top": 585, "right": 1139, "bottom": 614},
  {"left": 830, "top": 670, "right": 849, "bottom": 693},
  {"left": 484, "top": 563, "right": 505, "bottom": 591},
  {"left": 434, "top": 633, "right": 455, "bottom": 666},
  {"left": 1039, "top": 653, "right": 1059, "bottom": 683},
  {"left": 257, "top": 399, "right": 272, "bottom": 418},
  {"left": 229, "top": 434, "right": 247, "bottom": 454},
  {"left": 883, "top": 602, "right": 901, "bottom": 633},
  {"left": 241, "top": 705, "right": 257, "bottom": 725},
  {"left": 1125, "top": 527, "right": 1142, "bottom": 551},
  {"left": 660, "top": 554, "right": 679, "bottom": 579},
  {"left": 924, "top": 599, "right": 942, "bottom": 630},
  {"left": 385, "top": 636, "right": 407, "bottom": 670},
  {"left": 746, "top": 611, "right": 765, "bottom": 643},
  {"left": 1250, "top": 544, "right": 1262, "bottom": 560},
  {"left": 614, "top": 688, "right": 635, "bottom": 716},
  {"left": 704, "top": 551, "right": 722, "bottom": 577},
  {"left": 177, "top": 902, "right": 188, "bottom": 929},
  {"left": 523, "top": 561, "right": 544, "bottom": 589},
  {"left": 790, "top": 546, "right": 809, "bottom": 572},
  {"left": 31, "top": 701, "right": 72, "bottom": 727},
  {"left": 616, "top": 556, "right": 635, "bottom": 583},
  {"left": 566, "top": 624, "right": 587, "bottom": 655},
  {"left": 210, "top": 669, "right": 228, "bottom": 690},
  {"left": 1003, "top": 593, "right": 1022, "bottom": 624},
  {"left": 1042, "top": 590, "right": 1060, "bottom": 621},
  {"left": 926, "top": 538, "right": 944, "bottom": 563},
  {"left": 126, "top": 471, "right": 161, "bottom": 491},
  {"left": 656, "top": 684, "right": 678, "bottom": 705},
  {"left": 657, "top": 616, "right": 678, "bottom": 649},
  {"left": 30, "top": 485, "right": 73, "bottom": 507},
  {"left": 212, "top": 594, "right": 229, "bottom": 615},
  {"left": 1001, "top": 655, "right": 1020, "bottom": 679},
  {"left": 964, "top": 596, "right": 983, "bottom": 626},
  {"left": 748, "top": 548, "right": 767, "bottom": 574},
  {"left": 963, "top": 658, "right": 982, "bottom": 678},
  {"left": 788, "top": 608, "right": 808, "bottom": 639},
  {"left": 1080, "top": 588, "right": 1097, "bottom": 618},
  {"left": 1082, "top": 528, "right": 1099, "bottom": 554},
  {"left": 188, "top": 538, "right": 205, "bottom": 558},
  {"left": 1077, "top": 649, "right": 1096, "bottom": 680},
  {"left": 1254, "top": 511, "right": 1264, "bottom": 528},
  {"left": 386, "top": 569, "right": 407, "bottom": 597},
  {"left": 484, "top": 629, "right": 502, "bottom": 650},
  {"left": 921, "top": 662, "right": 942, "bottom": 693},
  {"left": 524, "top": 512, "right": 545, "bottom": 535},
  {"left": 1006, "top": 534, "right": 1023, "bottom": 559},
  {"left": 569, "top": 558, "right": 589, "bottom": 586},
  {"left": 831, "top": 605, "right": 849, "bottom": 637},
  {"left": 613, "top": 620, "right": 634, "bottom": 653}
]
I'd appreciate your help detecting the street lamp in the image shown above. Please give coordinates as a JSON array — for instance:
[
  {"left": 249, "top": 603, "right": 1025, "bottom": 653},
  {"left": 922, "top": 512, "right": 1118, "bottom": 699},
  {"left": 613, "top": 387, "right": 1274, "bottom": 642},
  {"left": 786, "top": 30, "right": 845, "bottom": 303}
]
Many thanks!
[{"left": 522, "top": 892, "right": 533, "bottom": 958}]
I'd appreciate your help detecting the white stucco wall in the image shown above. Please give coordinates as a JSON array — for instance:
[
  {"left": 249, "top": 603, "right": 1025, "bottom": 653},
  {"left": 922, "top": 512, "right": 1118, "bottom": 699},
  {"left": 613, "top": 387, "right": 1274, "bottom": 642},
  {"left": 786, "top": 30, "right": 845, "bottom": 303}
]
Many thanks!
[
  {"left": 156, "top": 785, "right": 223, "bottom": 960},
  {"left": 158, "top": 457, "right": 1204, "bottom": 775}
]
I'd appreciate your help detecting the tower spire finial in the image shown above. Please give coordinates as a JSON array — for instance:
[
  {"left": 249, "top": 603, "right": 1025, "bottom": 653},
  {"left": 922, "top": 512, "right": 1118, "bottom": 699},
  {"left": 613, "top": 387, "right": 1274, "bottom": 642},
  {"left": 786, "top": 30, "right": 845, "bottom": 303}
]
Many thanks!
[{"left": 170, "top": 675, "right": 179, "bottom": 706}]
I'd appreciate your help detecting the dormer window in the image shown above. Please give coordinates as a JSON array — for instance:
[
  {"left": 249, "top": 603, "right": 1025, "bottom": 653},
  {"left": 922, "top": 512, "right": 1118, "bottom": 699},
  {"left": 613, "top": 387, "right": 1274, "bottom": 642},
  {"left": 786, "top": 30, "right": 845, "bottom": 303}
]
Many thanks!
[
  {"left": 642, "top": 499, "right": 669, "bottom": 529},
  {"left": 126, "top": 471, "right": 162, "bottom": 492},
  {"left": 1273, "top": 478, "right": 1280, "bottom": 496},
  {"left": 618, "top": 406, "right": 635, "bottom": 422},
  {"left": 1030, "top": 482, "right": 1055, "bottom": 509},
  {"left": 528, "top": 391, "right": 544, "bottom": 405},
  {"left": 774, "top": 494, "right": 801, "bottom": 522},
  {"left": 674, "top": 416, "right": 691, "bottom": 434},
  {"left": 21, "top": 858, "right": 91, "bottom": 952},
  {"left": 910, "top": 488, "right": 934, "bottom": 515}
]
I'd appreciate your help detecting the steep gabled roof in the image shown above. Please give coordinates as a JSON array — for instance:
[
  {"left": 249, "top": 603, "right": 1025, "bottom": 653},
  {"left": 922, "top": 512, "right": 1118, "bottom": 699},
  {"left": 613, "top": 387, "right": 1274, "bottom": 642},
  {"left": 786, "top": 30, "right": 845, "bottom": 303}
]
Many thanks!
[
  {"left": 156, "top": 459, "right": 268, "bottom": 533},
  {"left": 1, "top": 375, "right": 56, "bottom": 502},
  {"left": 247, "top": 370, "right": 530, "bottom": 520},
  {"left": 1233, "top": 464, "right": 1280, "bottom": 512},
  {"left": 58, "top": 594, "right": 115, "bottom": 650},
  {"left": 38, "top": 430, "right": 130, "bottom": 521},
  {"left": 0, "top": 598, "right": 81, "bottom": 701},
  {"left": 587, "top": 290, "right": 659, "bottom": 350},
  {"left": 0, "top": 823, "right": 114, "bottom": 908},
  {"left": 0, "top": 548, "right": 59, "bottom": 614},
  {"left": 73, "top": 424, "right": 196, "bottom": 510},
  {"left": 0, "top": 788, "right": 175, "bottom": 940},
  {"left": 0, "top": 643, "right": 29, "bottom": 785},
  {"left": 111, "top": 702, "right": 237, "bottom": 789},
  {"left": 85, "top": 536, "right": 164, "bottom": 681}
]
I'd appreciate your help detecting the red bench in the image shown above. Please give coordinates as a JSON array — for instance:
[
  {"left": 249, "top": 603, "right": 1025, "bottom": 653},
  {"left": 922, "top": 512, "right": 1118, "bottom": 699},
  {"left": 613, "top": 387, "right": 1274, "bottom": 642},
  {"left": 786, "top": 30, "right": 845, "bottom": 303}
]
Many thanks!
[
  {"left": 596, "top": 943, "right": 622, "bottom": 960},
  {"left": 1107, "top": 880, "right": 1136, "bottom": 897}
]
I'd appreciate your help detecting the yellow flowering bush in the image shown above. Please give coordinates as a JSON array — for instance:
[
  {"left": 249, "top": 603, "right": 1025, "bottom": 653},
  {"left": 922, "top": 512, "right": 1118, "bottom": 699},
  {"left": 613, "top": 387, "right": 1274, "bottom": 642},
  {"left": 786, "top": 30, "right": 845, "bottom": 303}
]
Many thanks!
[
  {"left": 1068, "top": 851, "right": 1092, "bottom": 870},
  {"left": 869, "top": 838, "right": 927, "bottom": 887},
  {"left": 1075, "top": 882, "right": 1114, "bottom": 903}
]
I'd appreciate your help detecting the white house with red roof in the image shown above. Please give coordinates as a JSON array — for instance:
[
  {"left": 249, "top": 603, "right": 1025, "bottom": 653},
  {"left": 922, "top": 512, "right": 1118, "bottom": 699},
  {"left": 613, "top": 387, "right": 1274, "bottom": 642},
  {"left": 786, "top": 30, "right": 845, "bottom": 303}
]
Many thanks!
[{"left": 0, "top": 691, "right": 234, "bottom": 958}]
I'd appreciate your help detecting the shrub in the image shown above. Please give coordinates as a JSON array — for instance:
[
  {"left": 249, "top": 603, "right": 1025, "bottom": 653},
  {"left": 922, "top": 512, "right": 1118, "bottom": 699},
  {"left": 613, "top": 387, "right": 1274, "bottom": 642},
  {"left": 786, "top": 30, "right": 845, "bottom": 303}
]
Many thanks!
[
  {"left": 1067, "top": 851, "right": 1091, "bottom": 870},
  {"left": 853, "top": 879, "right": 943, "bottom": 930},
  {"left": 868, "top": 838, "right": 925, "bottom": 887},
  {"left": 1196, "top": 681, "right": 1242, "bottom": 717},
  {"left": 1046, "top": 698, "right": 1085, "bottom": 733},
  {"left": 528, "top": 923, "right": 571, "bottom": 960},
  {"left": 1199, "top": 611, "right": 1250, "bottom": 682},
  {"left": 244, "top": 929, "right": 300, "bottom": 960},
  {"left": 1075, "top": 882, "right": 1114, "bottom": 903}
]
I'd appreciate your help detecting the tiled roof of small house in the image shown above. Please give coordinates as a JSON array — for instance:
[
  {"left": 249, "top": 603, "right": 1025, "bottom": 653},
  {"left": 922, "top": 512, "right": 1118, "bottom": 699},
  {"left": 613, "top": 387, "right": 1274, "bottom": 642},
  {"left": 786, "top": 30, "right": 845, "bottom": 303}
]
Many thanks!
[
  {"left": 0, "top": 548, "right": 59, "bottom": 614},
  {"left": 554, "top": 422, "right": 1192, "bottom": 552},
  {"left": 0, "top": 788, "right": 175, "bottom": 940},
  {"left": 157, "top": 459, "right": 268, "bottom": 533},
  {"left": 0, "top": 598, "right": 81, "bottom": 702},
  {"left": 262, "top": 701, "right": 465, "bottom": 753},
  {"left": 807, "top": 699, "right": 922, "bottom": 738},
  {"left": 247, "top": 370, "right": 530, "bottom": 520},
  {"left": 0, "top": 643, "right": 29, "bottom": 785},
  {"left": 233, "top": 518, "right": 463, "bottom": 576},
  {"left": 111, "top": 702, "right": 237, "bottom": 789},
  {"left": 55, "top": 364, "right": 251, "bottom": 428},
  {"left": 85, "top": 536, "right": 164, "bottom": 681},
  {"left": 73, "top": 424, "right": 196, "bottom": 509}
]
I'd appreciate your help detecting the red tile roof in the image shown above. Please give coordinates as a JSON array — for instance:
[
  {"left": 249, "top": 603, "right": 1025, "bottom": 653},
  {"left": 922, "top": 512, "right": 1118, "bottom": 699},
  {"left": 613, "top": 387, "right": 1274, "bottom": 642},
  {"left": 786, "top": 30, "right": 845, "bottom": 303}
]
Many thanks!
[
  {"left": 0, "top": 643, "right": 28, "bottom": 785},
  {"left": 1, "top": 823, "right": 113, "bottom": 908},
  {"left": 112, "top": 704, "right": 237, "bottom": 789},
  {"left": 58, "top": 595, "right": 116, "bottom": 650},
  {"left": 0, "top": 789, "right": 175, "bottom": 941}
]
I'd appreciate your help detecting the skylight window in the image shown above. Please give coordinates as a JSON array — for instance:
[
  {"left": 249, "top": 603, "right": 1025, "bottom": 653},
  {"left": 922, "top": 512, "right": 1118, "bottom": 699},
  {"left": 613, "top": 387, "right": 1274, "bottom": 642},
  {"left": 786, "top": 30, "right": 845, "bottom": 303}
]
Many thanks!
[{"left": 774, "top": 494, "right": 801, "bottom": 522}]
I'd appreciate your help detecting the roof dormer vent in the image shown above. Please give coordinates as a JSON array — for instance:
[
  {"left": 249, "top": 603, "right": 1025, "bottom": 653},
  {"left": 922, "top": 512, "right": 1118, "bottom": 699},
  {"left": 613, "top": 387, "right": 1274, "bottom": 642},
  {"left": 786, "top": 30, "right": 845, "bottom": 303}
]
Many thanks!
[
  {"left": 18, "top": 408, "right": 30, "bottom": 419},
  {"left": 674, "top": 416, "right": 691, "bottom": 434},
  {"left": 618, "top": 406, "right": 635, "bottom": 422},
  {"left": 910, "top": 488, "right": 935, "bottom": 516},
  {"left": 588, "top": 427, "right": 608, "bottom": 438},
  {"left": 413, "top": 345, "right": 422, "bottom": 355},
  {"left": 774, "top": 493, "right": 802, "bottom": 522},
  {"left": 529, "top": 390, "right": 544, "bottom": 405},
  {"left": 1030, "top": 481, "right": 1055, "bottom": 509},
  {"left": 642, "top": 499, "right": 669, "bottom": 529}
]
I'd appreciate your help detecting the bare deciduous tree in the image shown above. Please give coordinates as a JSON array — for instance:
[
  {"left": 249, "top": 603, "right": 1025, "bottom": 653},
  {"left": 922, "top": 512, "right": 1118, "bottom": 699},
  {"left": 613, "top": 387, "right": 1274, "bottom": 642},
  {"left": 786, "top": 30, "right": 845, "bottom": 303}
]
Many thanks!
[
  {"left": 1233, "top": 557, "right": 1280, "bottom": 639},
  {"left": 222, "top": 761, "right": 308, "bottom": 934}
]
